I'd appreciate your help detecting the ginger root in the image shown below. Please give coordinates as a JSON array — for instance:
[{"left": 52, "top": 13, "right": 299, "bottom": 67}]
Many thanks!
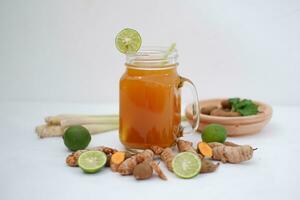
[
  {"left": 118, "top": 149, "right": 154, "bottom": 175},
  {"left": 151, "top": 146, "right": 175, "bottom": 172},
  {"left": 208, "top": 142, "right": 255, "bottom": 163}
]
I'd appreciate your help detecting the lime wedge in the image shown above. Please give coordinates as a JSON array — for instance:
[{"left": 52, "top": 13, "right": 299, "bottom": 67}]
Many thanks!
[
  {"left": 78, "top": 151, "right": 107, "bottom": 173},
  {"left": 172, "top": 152, "right": 201, "bottom": 179},
  {"left": 115, "top": 28, "right": 142, "bottom": 54}
]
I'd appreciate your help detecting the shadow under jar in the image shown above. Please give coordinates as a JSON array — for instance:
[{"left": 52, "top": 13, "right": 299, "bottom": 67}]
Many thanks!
[{"left": 119, "top": 47, "right": 199, "bottom": 149}]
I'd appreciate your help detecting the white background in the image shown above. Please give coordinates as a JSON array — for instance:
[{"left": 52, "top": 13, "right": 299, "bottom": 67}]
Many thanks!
[
  {"left": 1, "top": 1, "right": 300, "bottom": 200},
  {"left": 1, "top": 0, "right": 300, "bottom": 105}
]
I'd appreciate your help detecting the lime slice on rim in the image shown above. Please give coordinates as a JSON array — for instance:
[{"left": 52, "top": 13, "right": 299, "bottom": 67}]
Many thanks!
[
  {"left": 172, "top": 152, "right": 201, "bottom": 179},
  {"left": 115, "top": 28, "right": 142, "bottom": 54},
  {"left": 78, "top": 151, "right": 107, "bottom": 173}
]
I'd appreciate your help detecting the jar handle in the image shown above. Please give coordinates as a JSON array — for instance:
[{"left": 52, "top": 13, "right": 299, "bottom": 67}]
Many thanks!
[{"left": 178, "top": 76, "right": 200, "bottom": 136}]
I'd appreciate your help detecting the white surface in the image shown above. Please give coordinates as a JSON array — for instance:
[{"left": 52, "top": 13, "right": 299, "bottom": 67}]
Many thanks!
[
  {"left": 0, "top": 102, "right": 299, "bottom": 200},
  {"left": 1, "top": 0, "right": 300, "bottom": 105}
]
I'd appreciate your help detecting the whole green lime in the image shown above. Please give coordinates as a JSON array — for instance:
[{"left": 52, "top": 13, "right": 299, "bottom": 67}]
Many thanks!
[
  {"left": 63, "top": 125, "right": 91, "bottom": 151},
  {"left": 201, "top": 124, "right": 227, "bottom": 143}
]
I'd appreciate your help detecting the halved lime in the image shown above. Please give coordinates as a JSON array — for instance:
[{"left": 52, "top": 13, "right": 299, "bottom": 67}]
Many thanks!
[
  {"left": 172, "top": 152, "right": 201, "bottom": 179},
  {"left": 115, "top": 28, "right": 142, "bottom": 54},
  {"left": 78, "top": 151, "right": 107, "bottom": 173}
]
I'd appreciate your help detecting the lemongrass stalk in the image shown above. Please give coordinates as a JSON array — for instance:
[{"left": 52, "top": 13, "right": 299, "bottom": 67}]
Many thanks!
[
  {"left": 36, "top": 125, "right": 63, "bottom": 138},
  {"left": 163, "top": 43, "right": 176, "bottom": 59},
  {"left": 46, "top": 113, "right": 186, "bottom": 127},
  {"left": 45, "top": 115, "right": 118, "bottom": 126},
  {"left": 160, "top": 43, "right": 176, "bottom": 65},
  {"left": 60, "top": 116, "right": 118, "bottom": 128},
  {"left": 36, "top": 123, "right": 119, "bottom": 138}
]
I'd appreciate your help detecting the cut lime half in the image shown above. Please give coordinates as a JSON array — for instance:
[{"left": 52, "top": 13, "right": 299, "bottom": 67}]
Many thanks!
[
  {"left": 172, "top": 152, "right": 201, "bottom": 179},
  {"left": 115, "top": 28, "right": 142, "bottom": 54},
  {"left": 78, "top": 151, "right": 107, "bottom": 173}
]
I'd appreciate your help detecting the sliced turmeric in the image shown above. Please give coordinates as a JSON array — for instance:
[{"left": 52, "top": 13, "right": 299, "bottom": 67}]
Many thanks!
[
  {"left": 177, "top": 140, "right": 203, "bottom": 159},
  {"left": 197, "top": 142, "right": 213, "bottom": 158},
  {"left": 110, "top": 152, "right": 126, "bottom": 172},
  {"left": 208, "top": 142, "right": 255, "bottom": 163},
  {"left": 177, "top": 140, "right": 220, "bottom": 173}
]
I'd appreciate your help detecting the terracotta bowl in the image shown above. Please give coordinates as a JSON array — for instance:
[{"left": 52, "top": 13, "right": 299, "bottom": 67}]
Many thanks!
[{"left": 185, "top": 98, "right": 273, "bottom": 136}]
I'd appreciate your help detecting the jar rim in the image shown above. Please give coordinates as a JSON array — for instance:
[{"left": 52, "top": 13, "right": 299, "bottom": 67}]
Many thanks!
[{"left": 126, "top": 46, "right": 178, "bottom": 68}]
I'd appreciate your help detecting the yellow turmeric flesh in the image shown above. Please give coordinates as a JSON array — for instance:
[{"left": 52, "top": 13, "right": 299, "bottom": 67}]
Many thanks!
[
  {"left": 197, "top": 142, "right": 213, "bottom": 158},
  {"left": 110, "top": 152, "right": 126, "bottom": 172}
]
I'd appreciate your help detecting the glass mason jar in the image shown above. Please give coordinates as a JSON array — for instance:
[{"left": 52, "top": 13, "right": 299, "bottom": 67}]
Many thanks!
[{"left": 119, "top": 47, "right": 199, "bottom": 149}]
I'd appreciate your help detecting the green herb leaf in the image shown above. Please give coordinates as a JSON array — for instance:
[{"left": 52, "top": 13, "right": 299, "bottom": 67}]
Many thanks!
[
  {"left": 229, "top": 98, "right": 240, "bottom": 108},
  {"left": 229, "top": 98, "right": 258, "bottom": 116}
]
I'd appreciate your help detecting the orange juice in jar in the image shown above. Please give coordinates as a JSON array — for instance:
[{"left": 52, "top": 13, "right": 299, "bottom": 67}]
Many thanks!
[{"left": 119, "top": 47, "right": 199, "bottom": 149}]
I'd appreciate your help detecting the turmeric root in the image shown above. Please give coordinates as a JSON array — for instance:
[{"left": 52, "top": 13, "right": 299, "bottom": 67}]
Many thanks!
[
  {"left": 207, "top": 142, "right": 223, "bottom": 149},
  {"left": 132, "top": 160, "right": 167, "bottom": 180},
  {"left": 151, "top": 146, "right": 175, "bottom": 172},
  {"left": 118, "top": 149, "right": 154, "bottom": 175},
  {"left": 224, "top": 141, "right": 240, "bottom": 147},
  {"left": 150, "top": 145, "right": 164, "bottom": 155},
  {"left": 110, "top": 152, "right": 126, "bottom": 172},
  {"left": 149, "top": 161, "right": 167, "bottom": 180},
  {"left": 197, "top": 142, "right": 213, "bottom": 158},
  {"left": 208, "top": 142, "right": 255, "bottom": 163},
  {"left": 177, "top": 140, "right": 203, "bottom": 159},
  {"left": 200, "top": 159, "right": 219, "bottom": 173},
  {"left": 66, "top": 146, "right": 117, "bottom": 167}
]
